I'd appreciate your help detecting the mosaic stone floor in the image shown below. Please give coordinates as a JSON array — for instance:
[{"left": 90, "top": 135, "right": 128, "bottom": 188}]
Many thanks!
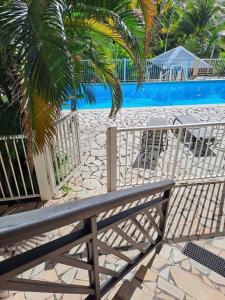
[
  {"left": 2, "top": 237, "right": 225, "bottom": 300},
  {"left": 113, "top": 238, "right": 225, "bottom": 300}
]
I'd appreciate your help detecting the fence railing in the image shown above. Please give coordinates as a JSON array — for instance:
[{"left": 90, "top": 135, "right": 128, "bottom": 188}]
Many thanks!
[
  {"left": 0, "top": 135, "right": 39, "bottom": 201},
  {"left": 202, "top": 59, "right": 225, "bottom": 76},
  {"left": 0, "top": 111, "right": 81, "bottom": 202},
  {"left": 82, "top": 58, "right": 225, "bottom": 82},
  {"left": 0, "top": 180, "right": 174, "bottom": 299},
  {"left": 107, "top": 122, "right": 225, "bottom": 191},
  {"left": 34, "top": 111, "right": 81, "bottom": 199}
]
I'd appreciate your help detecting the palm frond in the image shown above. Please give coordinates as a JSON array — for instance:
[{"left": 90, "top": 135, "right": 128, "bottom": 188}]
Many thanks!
[
  {"left": 88, "top": 46, "right": 122, "bottom": 116},
  {"left": 0, "top": 0, "right": 145, "bottom": 152},
  {"left": 0, "top": 0, "right": 74, "bottom": 152},
  {"left": 137, "top": 0, "right": 156, "bottom": 55}
]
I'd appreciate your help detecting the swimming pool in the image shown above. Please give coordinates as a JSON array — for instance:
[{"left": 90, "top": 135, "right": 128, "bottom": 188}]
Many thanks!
[{"left": 63, "top": 80, "right": 225, "bottom": 110}]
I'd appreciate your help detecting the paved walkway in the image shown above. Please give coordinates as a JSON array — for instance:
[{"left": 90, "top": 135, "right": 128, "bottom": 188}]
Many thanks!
[{"left": 113, "top": 237, "right": 225, "bottom": 300}]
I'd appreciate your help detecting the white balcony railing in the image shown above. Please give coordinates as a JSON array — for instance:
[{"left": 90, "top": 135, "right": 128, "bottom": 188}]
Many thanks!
[
  {"left": 0, "top": 135, "right": 40, "bottom": 201},
  {"left": 0, "top": 111, "right": 81, "bottom": 202},
  {"left": 107, "top": 122, "right": 225, "bottom": 191}
]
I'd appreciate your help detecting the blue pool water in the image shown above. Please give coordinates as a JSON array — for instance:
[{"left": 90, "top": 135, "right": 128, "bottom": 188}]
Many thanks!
[{"left": 63, "top": 80, "right": 225, "bottom": 110}]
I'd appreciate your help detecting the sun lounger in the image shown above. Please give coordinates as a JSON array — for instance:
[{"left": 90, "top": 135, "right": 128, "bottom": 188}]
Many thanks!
[
  {"left": 173, "top": 115, "right": 216, "bottom": 154},
  {"left": 141, "top": 117, "right": 168, "bottom": 148},
  {"left": 138, "top": 117, "right": 169, "bottom": 169}
]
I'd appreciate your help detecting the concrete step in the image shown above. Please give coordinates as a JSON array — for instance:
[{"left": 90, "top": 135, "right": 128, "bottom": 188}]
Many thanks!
[
  {"left": 112, "top": 251, "right": 159, "bottom": 300},
  {"left": 112, "top": 239, "right": 225, "bottom": 300}
]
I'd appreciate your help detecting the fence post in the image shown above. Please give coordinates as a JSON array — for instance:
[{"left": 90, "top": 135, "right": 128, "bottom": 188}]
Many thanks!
[
  {"left": 123, "top": 58, "right": 127, "bottom": 82},
  {"left": 107, "top": 126, "right": 117, "bottom": 192},
  {"left": 159, "top": 71, "right": 162, "bottom": 81},
  {"left": 220, "top": 180, "right": 225, "bottom": 203},
  {"left": 33, "top": 151, "right": 53, "bottom": 201},
  {"left": 171, "top": 128, "right": 182, "bottom": 180},
  {"left": 85, "top": 216, "right": 101, "bottom": 299},
  {"left": 74, "top": 112, "right": 81, "bottom": 163},
  {"left": 169, "top": 68, "right": 172, "bottom": 81},
  {"left": 193, "top": 59, "right": 200, "bottom": 78}
]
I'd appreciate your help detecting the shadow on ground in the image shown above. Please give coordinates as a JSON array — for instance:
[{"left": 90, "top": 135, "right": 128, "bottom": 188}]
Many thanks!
[{"left": 166, "top": 181, "right": 225, "bottom": 242}]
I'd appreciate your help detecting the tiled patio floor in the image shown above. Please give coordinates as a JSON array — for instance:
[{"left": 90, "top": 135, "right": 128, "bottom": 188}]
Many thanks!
[{"left": 114, "top": 237, "right": 225, "bottom": 300}]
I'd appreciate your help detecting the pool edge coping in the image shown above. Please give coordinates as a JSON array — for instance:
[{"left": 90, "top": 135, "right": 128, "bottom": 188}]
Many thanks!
[{"left": 63, "top": 103, "right": 225, "bottom": 113}]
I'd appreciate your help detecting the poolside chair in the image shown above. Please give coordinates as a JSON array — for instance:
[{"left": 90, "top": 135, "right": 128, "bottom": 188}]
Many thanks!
[
  {"left": 135, "top": 117, "right": 169, "bottom": 169},
  {"left": 173, "top": 114, "right": 216, "bottom": 155}
]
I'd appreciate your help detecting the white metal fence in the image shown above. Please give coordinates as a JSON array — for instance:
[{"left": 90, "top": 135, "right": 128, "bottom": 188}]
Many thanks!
[
  {"left": 0, "top": 111, "right": 81, "bottom": 202},
  {"left": 203, "top": 59, "right": 225, "bottom": 76},
  {"left": 46, "top": 111, "right": 81, "bottom": 194},
  {"left": 123, "top": 59, "right": 195, "bottom": 82},
  {"left": 34, "top": 111, "right": 81, "bottom": 199},
  {"left": 107, "top": 122, "right": 225, "bottom": 191},
  {"left": 82, "top": 58, "right": 225, "bottom": 82},
  {"left": 0, "top": 135, "right": 39, "bottom": 201}
]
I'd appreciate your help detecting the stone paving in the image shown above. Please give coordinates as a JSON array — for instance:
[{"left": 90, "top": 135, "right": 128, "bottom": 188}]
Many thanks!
[
  {"left": 3, "top": 237, "right": 225, "bottom": 300},
  {"left": 125, "top": 237, "right": 225, "bottom": 300},
  {"left": 1, "top": 105, "right": 225, "bottom": 300}
]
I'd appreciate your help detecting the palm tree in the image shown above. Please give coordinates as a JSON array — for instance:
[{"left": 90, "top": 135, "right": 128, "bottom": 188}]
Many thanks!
[
  {"left": 175, "top": 0, "right": 225, "bottom": 57},
  {"left": 148, "top": 0, "right": 179, "bottom": 56},
  {"left": 0, "top": 0, "right": 155, "bottom": 153}
]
